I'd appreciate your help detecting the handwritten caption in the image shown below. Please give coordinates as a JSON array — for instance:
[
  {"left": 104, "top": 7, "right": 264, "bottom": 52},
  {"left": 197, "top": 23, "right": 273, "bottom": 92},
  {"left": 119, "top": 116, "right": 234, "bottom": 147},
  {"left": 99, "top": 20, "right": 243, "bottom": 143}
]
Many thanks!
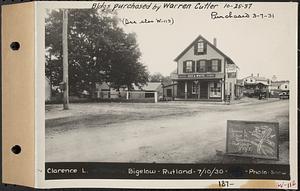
[
  {"left": 277, "top": 180, "right": 297, "bottom": 189},
  {"left": 91, "top": 2, "right": 275, "bottom": 24},
  {"left": 121, "top": 18, "right": 174, "bottom": 25}
]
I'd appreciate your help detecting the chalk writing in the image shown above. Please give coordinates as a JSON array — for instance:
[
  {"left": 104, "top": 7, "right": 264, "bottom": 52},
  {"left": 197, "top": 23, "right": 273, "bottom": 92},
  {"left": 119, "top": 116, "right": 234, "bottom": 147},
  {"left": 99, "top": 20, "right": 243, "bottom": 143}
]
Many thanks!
[{"left": 226, "top": 120, "right": 279, "bottom": 160}]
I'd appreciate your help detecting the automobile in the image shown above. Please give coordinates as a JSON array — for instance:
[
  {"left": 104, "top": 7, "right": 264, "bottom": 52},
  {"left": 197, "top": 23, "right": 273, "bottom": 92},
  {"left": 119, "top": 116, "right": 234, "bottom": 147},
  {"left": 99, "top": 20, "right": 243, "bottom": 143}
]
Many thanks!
[{"left": 279, "top": 91, "right": 289, "bottom": 99}]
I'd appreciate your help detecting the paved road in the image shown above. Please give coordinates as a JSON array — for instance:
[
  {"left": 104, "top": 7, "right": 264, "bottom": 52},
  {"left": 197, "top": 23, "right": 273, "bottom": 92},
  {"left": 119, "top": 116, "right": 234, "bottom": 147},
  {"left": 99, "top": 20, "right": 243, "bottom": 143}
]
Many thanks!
[{"left": 46, "top": 100, "right": 289, "bottom": 164}]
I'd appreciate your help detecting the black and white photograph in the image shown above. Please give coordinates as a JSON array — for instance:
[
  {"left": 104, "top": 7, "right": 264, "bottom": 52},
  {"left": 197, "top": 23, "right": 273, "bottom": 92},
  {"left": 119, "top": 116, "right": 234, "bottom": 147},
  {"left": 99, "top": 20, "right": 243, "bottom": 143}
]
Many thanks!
[
  {"left": 1, "top": 1, "right": 298, "bottom": 189},
  {"left": 43, "top": 1, "right": 295, "bottom": 172}
]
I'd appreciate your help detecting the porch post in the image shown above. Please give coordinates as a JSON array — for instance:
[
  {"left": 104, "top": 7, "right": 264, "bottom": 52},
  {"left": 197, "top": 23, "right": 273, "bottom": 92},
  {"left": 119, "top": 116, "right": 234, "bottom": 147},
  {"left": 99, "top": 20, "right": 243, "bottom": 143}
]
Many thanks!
[
  {"left": 197, "top": 81, "right": 200, "bottom": 99},
  {"left": 172, "top": 81, "right": 175, "bottom": 100},
  {"left": 184, "top": 81, "right": 188, "bottom": 99},
  {"left": 221, "top": 81, "right": 224, "bottom": 101},
  {"left": 207, "top": 81, "right": 210, "bottom": 100}
]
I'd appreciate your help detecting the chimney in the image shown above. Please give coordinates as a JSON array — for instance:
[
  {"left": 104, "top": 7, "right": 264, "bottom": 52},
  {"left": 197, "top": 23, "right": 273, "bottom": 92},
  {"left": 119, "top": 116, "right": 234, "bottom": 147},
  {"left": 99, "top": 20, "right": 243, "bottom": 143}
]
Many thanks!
[
  {"left": 257, "top": 73, "right": 259, "bottom": 77},
  {"left": 251, "top": 73, "right": 253, "bottom": 77},
  {"left": 213, "top": 38, "right": 217, "bottom": 47}
]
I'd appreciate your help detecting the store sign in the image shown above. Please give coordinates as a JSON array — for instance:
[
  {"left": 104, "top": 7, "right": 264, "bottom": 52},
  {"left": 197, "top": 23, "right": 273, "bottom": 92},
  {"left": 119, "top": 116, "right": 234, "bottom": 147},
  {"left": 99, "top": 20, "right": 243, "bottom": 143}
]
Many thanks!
[{"left": 178, "top": 74, "right": 216, "bottom": 78}]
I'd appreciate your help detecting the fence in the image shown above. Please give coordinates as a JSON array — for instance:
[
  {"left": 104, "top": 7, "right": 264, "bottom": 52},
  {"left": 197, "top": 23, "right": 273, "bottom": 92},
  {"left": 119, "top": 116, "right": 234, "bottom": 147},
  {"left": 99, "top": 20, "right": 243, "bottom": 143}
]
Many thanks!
[{"left": 95, "top": 90, "right": 158, "bottom": 103}]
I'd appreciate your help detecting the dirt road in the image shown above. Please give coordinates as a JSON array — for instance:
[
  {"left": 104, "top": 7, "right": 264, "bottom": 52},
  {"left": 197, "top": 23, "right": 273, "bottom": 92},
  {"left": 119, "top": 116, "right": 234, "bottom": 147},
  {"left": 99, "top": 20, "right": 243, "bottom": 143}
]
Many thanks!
[{"left": 46, "top": 99, "right": 289, "bottom": 164}]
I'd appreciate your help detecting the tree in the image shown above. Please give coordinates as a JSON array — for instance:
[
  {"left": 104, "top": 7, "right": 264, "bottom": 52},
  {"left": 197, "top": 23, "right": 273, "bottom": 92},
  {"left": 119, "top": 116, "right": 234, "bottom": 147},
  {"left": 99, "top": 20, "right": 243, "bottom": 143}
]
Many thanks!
[
  {"left": 45, "top": 9, "right": 149, "bottom": 96},
  {"left": 108, "top": 33, "right": 149, "bottom": 90},
  {"left": 149, "top": 72, "right": 172, "bottom": 85},
  {"left": 149, "top": 72, "right": 164, "bottom": 82}
]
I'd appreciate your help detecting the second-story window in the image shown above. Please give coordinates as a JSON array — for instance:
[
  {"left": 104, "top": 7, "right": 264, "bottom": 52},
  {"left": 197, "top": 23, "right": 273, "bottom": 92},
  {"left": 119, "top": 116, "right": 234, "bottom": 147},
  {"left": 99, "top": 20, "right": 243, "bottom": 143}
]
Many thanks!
[
  {"left": 183, "top": 60, "right": 195, "bottom": 73},
  {"left": 186, "top": 61, "right": 193, "bottom": 73},
  {"left": 212, "top": 60, "right": 218, "bottom": 72},
  {"left": 196, "top": 60, "right": 206, "bottom": 72},
  {"left": 211, "top": 59, "right": 221, "bottom": 72}
]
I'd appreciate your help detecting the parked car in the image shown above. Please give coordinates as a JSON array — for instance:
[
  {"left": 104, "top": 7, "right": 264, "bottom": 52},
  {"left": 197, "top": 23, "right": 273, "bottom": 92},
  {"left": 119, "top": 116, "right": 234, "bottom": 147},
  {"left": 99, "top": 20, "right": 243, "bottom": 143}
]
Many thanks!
[{"left": 279, "top": 91, "right": 289, "bottom": 99}]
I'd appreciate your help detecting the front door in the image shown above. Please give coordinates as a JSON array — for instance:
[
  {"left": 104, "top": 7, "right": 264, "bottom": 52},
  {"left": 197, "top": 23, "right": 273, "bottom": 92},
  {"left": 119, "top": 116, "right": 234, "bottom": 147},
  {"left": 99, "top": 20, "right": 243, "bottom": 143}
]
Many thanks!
[{"left": 199, "top": 82, "right": 208, "bottom": 99}]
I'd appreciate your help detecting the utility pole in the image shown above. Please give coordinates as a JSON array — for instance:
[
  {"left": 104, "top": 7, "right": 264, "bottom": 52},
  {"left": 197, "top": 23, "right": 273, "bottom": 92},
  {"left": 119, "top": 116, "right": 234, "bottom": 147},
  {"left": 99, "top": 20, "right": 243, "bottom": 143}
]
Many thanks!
[{"left": 62, "top": 9, "right": 69, "bottom": 109}]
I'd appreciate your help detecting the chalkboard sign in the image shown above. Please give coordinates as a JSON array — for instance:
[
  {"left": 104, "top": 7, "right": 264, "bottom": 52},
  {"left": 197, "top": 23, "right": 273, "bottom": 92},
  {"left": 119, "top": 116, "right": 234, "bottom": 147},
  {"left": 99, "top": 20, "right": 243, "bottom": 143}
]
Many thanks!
[{"left": 226, "top": 120, "right": 279, "bottom": 160}]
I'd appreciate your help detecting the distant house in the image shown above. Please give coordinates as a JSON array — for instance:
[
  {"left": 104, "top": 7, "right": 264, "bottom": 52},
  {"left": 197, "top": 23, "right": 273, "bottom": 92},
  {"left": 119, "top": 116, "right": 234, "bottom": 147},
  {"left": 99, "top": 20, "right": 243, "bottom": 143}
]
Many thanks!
[
  {"left": 269, "top": 80, "right": 289, "bottom": 91},
  {"left": 94, "top": 82, "right": 162, "bottom": 100},
  {"left": 141, "top": 82, "right": 162, "bottom": 92},
  {"left": 95, "top": 82, "right": 130, "bottom": 99},
  {"left": 243, "top": 73, "right": 270, "bottom": 85},
  {"left": 269, "top": 80, "right": 289, "bottom": 98},
  {"left": 140, "top": 82, "right": 163, "bottom": 99},
  {"left": 243, "top": 74, "right": 270, "bottom": 97},
  {"left": 170, "top": 35, "right": 239, "bottom": 101},
  {"left": 95, "top": 82, "right": 111, "bottom": 98},
  {"left": 279, "top": 81, "right": 289, "bottom": 91}
]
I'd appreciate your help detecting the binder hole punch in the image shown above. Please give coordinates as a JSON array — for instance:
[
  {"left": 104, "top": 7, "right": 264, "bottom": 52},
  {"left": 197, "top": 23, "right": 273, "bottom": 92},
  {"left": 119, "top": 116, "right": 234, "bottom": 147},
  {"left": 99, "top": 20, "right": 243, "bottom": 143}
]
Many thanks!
[
  {"left": 10, "top": 42, "right": 20, "bottom": 51},
  {"left": 11, "top": 145, "right": 21, "bottom": 154}
]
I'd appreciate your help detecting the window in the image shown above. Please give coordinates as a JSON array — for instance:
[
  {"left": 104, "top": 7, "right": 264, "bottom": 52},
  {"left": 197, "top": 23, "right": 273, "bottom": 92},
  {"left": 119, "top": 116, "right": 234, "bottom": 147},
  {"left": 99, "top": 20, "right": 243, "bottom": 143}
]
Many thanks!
[
  {"left": 167, "top": 89, "right": 172, "bottom": 97},
  {"left": 211, "top": 59, "right": 221, "bottom": 72},
  {"left": 145, "top": 92, "right": 154, "bottom": 98},
  {"left": 186, "top": 61, "right": 193, "bottom": 73},
  {"left": 194, "top": 41, "right": 206, "bottom": 55},
  {"left": 197, "top": 42, "right": 204, "bottom": 53},
  {"left": 285, "top": 85, "right": 288, "bottom": 89},
  {"left": 197, "top": 60, "right": 206, "bottom": 72},
  {"left": 212, "top": 62, "right": 218, "bottom": 72},
  {"left": 183, "top": 60, "right": 195, "bottom": 73},
  {"left": 228, "top": 72, "right": 237, "bottom": 78},
  {"left": 210, "top": 82, "right": 221, "bottom": 97}
]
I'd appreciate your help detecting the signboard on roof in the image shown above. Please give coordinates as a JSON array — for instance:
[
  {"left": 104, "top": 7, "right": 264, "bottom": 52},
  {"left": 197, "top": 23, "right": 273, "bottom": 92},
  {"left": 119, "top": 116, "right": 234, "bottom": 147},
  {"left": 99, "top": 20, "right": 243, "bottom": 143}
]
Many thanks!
[{"left": 226, "top": 64, "right": 237, "bottom": 73}]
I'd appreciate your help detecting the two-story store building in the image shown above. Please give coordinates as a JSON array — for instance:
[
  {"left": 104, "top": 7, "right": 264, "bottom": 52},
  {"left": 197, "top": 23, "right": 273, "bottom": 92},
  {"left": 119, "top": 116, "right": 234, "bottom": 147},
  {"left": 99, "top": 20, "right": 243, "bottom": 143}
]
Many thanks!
[{"left": 170, "top": 35, "right": 238, "bottom": 101}]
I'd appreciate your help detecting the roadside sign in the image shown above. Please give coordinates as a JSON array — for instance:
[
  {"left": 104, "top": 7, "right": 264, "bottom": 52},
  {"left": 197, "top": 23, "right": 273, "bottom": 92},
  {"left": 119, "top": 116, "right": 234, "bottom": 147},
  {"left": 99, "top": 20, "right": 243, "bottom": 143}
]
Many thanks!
[{"left": 226, "top": 120, "right": 279, "bottom": 160}]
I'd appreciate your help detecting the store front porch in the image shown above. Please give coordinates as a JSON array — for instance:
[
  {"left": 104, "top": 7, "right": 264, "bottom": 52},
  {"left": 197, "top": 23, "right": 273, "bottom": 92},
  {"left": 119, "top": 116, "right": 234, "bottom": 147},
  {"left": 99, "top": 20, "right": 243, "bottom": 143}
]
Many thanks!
[{"left": 174, "top": 79, "right": 224, "bottom": 101}]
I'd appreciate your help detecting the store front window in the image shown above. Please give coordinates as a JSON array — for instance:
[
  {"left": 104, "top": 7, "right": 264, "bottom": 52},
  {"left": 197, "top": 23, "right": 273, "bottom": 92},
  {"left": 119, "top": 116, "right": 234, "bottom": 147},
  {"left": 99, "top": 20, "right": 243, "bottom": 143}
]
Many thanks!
[{"left": 209, "top": 82, "right": 221, "bottom": 98}]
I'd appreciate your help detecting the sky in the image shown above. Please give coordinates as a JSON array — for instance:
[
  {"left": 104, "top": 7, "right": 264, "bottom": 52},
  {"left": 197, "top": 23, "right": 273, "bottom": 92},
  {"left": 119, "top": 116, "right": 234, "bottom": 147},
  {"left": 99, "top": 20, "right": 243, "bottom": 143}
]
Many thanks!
[{"left": 114, "top": 2, "right": 297, "bottom": 80}]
